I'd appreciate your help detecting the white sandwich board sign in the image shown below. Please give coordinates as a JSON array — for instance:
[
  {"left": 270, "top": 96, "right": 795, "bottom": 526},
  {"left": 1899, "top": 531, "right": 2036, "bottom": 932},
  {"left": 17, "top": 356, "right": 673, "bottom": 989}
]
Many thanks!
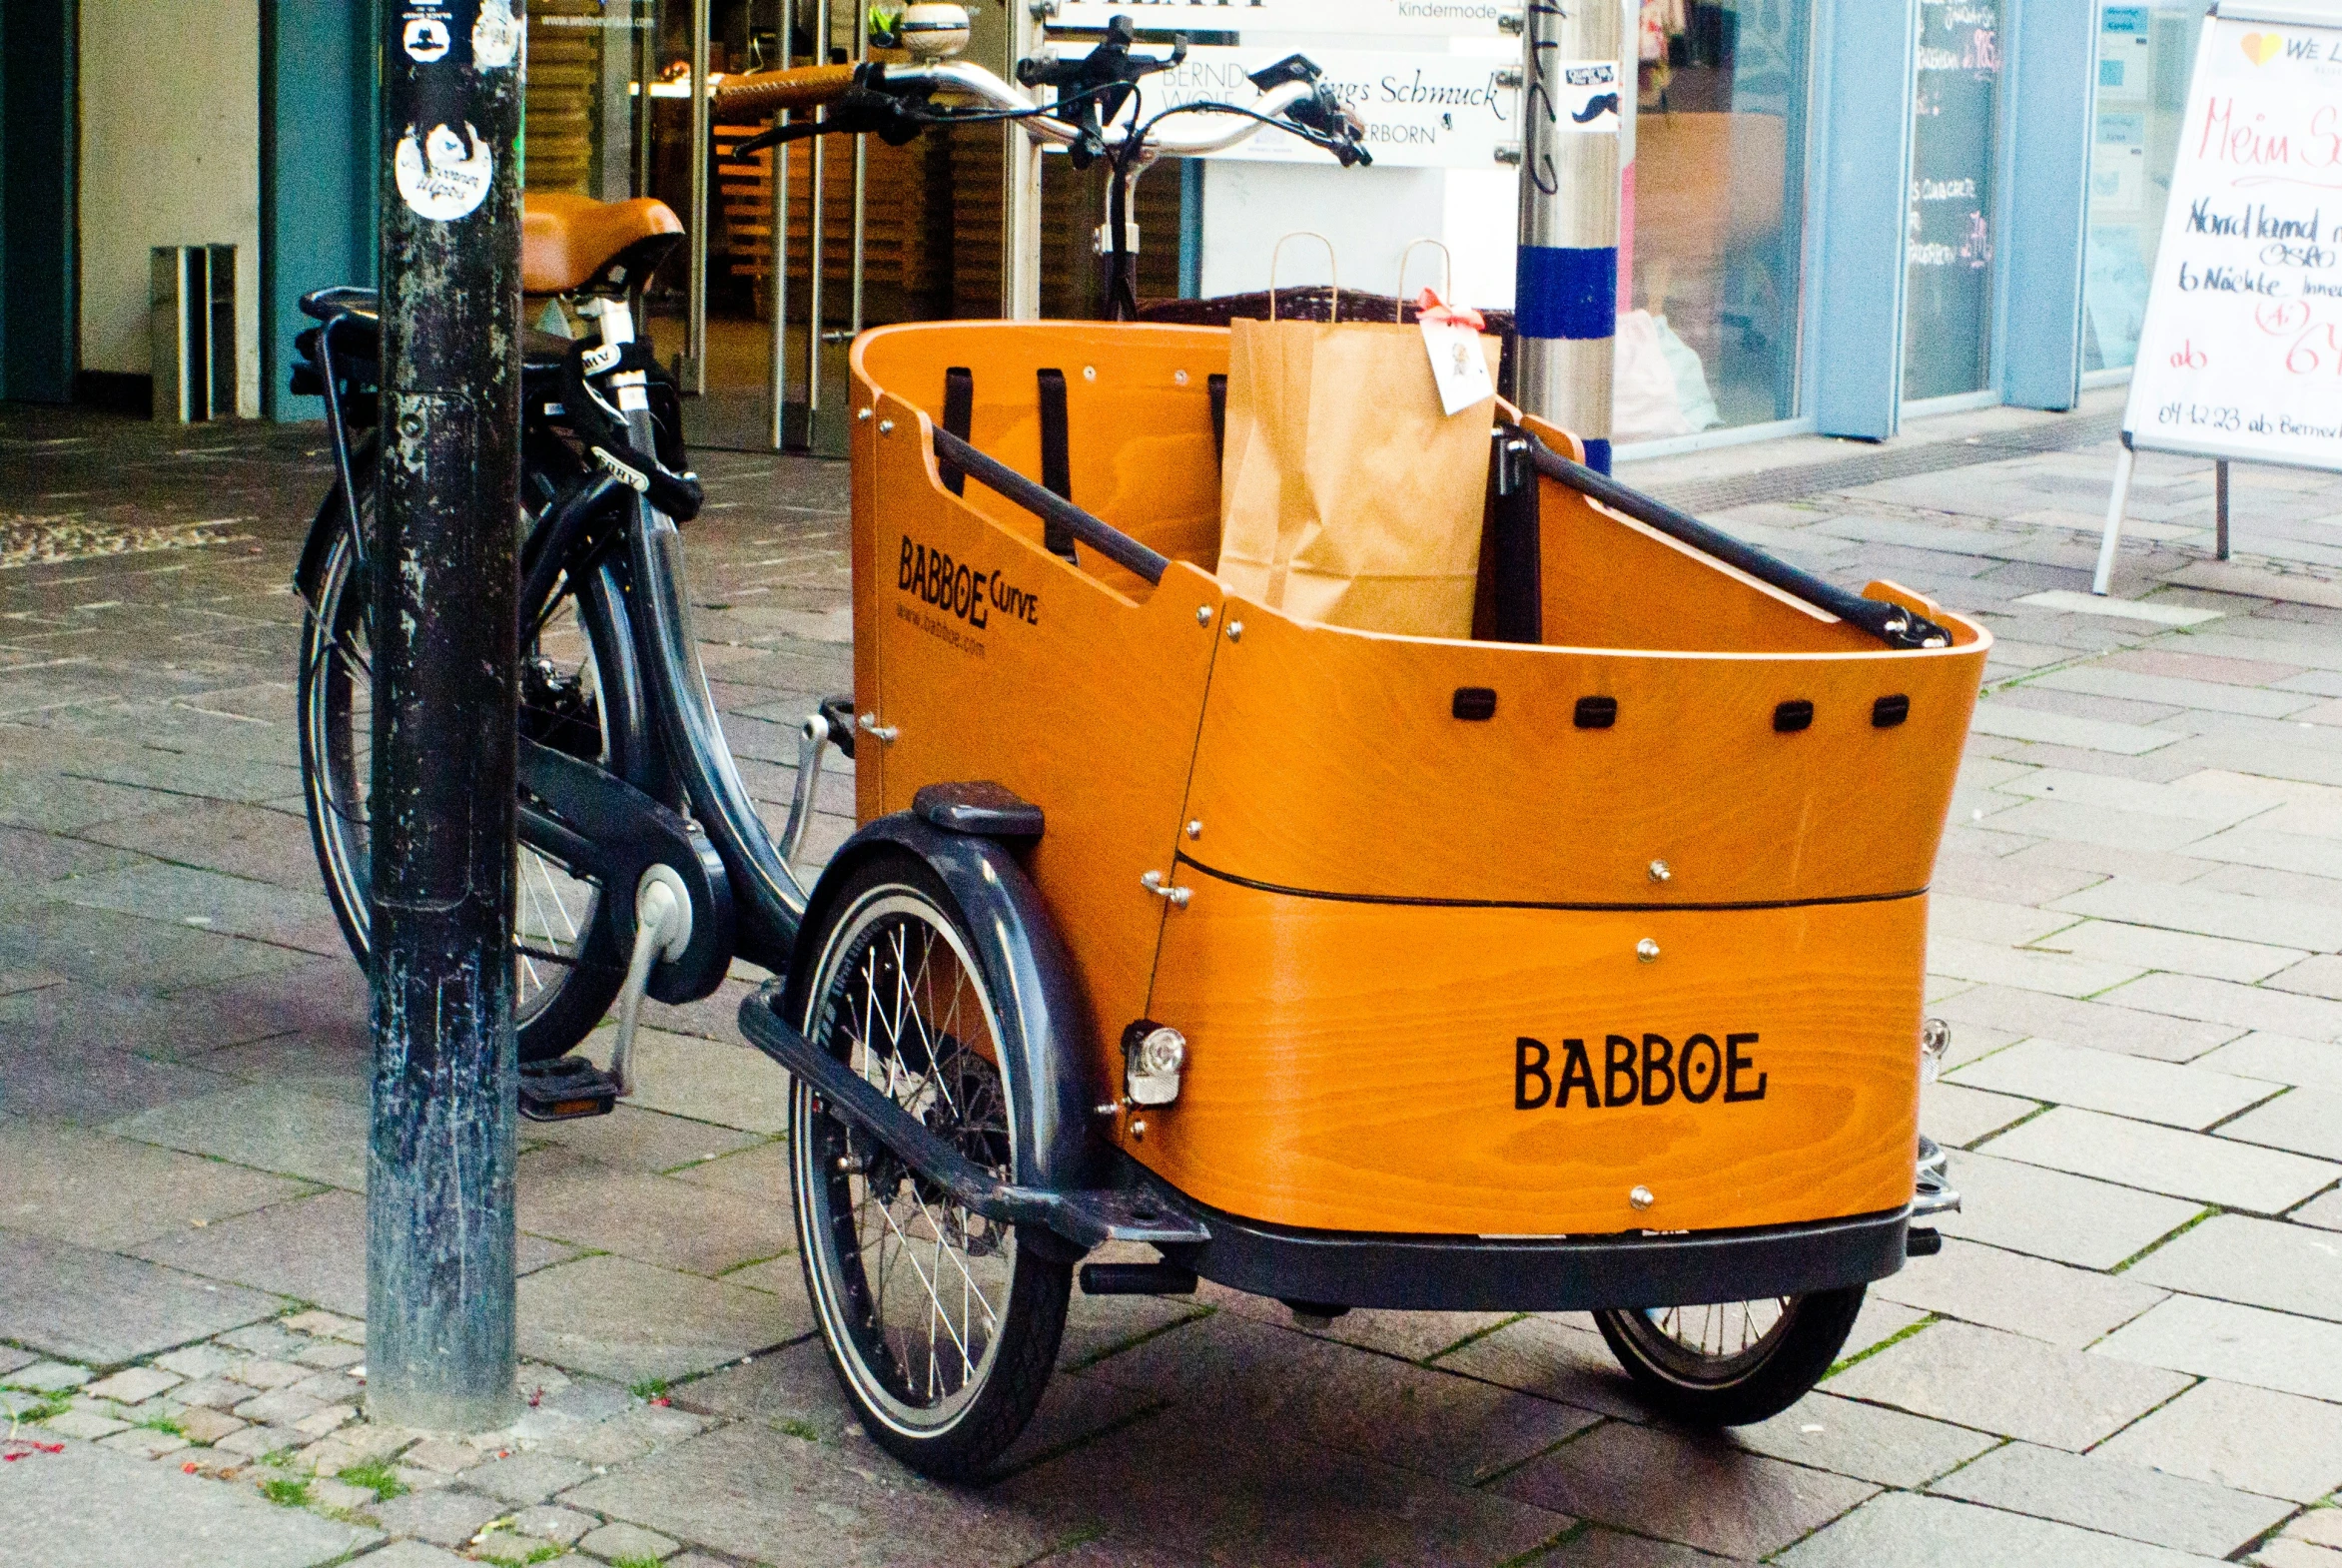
[{"left": 2096, "top": 0, "right": 2342, "bottom": 590}]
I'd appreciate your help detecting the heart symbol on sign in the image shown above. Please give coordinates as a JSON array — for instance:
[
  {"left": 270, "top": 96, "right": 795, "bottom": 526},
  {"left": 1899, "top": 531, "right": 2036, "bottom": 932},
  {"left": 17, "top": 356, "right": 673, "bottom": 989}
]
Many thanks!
[{"left": 2241, "top": 31, "right": 2282, "bottom": 66}]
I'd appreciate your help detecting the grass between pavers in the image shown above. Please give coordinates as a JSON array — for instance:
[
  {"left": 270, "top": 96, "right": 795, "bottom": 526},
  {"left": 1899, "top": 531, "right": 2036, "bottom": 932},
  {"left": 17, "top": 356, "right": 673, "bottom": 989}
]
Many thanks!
[
  {"left": 626, "top": 1376, "right": 670, "bottom": 1402},
  {"left": 2107, "top": 1203, "right": 2219, "bottom": 1274},
  {"left": 1017, "top": 1524, "right": 1105, "bottom": 1565},
  {"left": 471, "top": 1522, "right": 566, "bottom": 1565},
  {"left": 1497, "top": 1518, "right": 1589, "bottom": 1567},
  {"left": 1824, "top": 1312, "right": 1937, "bottom": 1380},
  {"left": 1466, "top": 1416, "right": 1610, "bottom": 1491},
  {"left": 989, "top": 1396, "right": 1174, "bottom": 1484},
  {"left": 1057, "top": 1302, "right": 1215, "bottom": 1374},
  {"left": 1961, "top": 1099, "right": 2055, "bottom": 1151},
  {"left": 5, "top": 1394, "right": 72, "bottom": 1424},
  {"left": 257, "top": 1475, "right": 311, "bottom": 1507},
  {"left": 336, "top": 1457, "right": 407, "bottom": 1500},
  {"left": 1423, "top": 1311, "right": 1526, "bottom": 1366}
]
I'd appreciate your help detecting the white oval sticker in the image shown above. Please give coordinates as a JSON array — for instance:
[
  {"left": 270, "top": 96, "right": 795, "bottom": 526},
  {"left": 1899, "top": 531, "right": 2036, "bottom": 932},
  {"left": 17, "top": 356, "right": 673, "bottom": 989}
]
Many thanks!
[
  {"left": 393, "top": 122, "right": 493, "bottom": 221},
  {"left": 401, "top": 17, "right": 449, "bottom": 61},
  {"left": 472, "top": 0, "right": 520, "bottom": 69}
]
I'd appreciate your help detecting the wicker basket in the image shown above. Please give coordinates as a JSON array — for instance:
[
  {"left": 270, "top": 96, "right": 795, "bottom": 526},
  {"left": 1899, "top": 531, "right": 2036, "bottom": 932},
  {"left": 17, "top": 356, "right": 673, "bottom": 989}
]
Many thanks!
[{"left": 1136, "top": 288, "right": 1519, "bottom": 398}]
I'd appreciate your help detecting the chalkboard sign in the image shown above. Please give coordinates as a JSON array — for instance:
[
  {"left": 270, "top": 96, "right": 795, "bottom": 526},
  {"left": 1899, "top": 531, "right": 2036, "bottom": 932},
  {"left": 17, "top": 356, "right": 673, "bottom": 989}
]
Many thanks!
[
  {"left": 2096, "top": 0, "right": 2342, "bottom": 592},
  {"left": 2123, "top": 3, "right": 2342, "bottom": 467}
]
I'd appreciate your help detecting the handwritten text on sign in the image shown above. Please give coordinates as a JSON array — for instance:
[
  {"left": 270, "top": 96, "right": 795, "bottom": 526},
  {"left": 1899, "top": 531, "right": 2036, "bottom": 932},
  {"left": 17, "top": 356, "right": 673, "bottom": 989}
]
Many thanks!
[{"left": 2127, "top": 19, "right": 2342, "bottom": 463}]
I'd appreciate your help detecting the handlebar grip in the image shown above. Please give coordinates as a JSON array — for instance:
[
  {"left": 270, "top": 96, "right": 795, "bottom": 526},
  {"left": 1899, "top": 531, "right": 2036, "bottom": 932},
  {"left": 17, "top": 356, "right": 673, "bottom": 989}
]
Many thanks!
[{"left": 710, "top": 64, "right": 861, "bottom": 121}]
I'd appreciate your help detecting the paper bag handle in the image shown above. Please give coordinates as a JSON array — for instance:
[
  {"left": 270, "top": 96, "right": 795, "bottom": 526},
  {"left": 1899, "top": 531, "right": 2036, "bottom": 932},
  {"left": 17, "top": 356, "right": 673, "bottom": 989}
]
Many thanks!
[
  {"left": 1268, "top": 232, "right": 1338, "bottom": 322},
  {"left": 1394, "top": 239, "right": 1453, "bottom": 322}
]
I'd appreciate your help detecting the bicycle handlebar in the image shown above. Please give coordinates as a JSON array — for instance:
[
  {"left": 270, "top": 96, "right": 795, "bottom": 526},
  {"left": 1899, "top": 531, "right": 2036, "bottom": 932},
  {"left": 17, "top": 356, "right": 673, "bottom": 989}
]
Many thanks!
[
  {"left": 709, "top": 56, "right": 1351, "bottom": 165},
  {"left": 709, "top": 64, "right": 861, "bottom": 121}
]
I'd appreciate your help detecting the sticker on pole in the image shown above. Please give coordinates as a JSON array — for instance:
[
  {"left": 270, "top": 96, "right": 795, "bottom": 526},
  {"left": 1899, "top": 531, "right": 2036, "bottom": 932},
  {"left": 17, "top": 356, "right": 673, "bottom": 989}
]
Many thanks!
[
  {"left": 472, "top": 0, "right": 521, "bottom": 69},
  {"left": 401, "top": 15, "right": 450, "bottom": 61},
  {"left": 1546, "top": 60, "right": 1620, "bottom": 133},
  {"left": 394, "top": 123, "right": 494, "bottom": 221}
]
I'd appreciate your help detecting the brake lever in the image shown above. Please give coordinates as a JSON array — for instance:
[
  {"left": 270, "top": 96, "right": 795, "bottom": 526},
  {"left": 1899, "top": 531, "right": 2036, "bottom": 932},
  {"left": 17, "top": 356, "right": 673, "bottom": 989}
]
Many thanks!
[{"left": 1284, "top": 82, "right": 1372, "bottom": 168}]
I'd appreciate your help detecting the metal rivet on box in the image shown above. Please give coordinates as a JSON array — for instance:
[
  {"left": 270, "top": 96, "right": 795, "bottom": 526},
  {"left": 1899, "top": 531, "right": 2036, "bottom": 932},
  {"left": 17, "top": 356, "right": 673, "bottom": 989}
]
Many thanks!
[
  {"left": 1648, "top": 860, "right": 1671, "bottom": 883},
  {"left": 1636, "top": 939, "right": 1660, "bottom": 963},
  {"left": 878, "top": 419, "right": 894, "bottom": 434},
  {"left": 1226, "top": 620, "right": 1243, "bottom": 641},
  {"left": 1630, "top": 1185, "right": 1655, "bottom": 1210},
  {"left": 1195, "top": 604, "right": 1213, "bottom": 626}
]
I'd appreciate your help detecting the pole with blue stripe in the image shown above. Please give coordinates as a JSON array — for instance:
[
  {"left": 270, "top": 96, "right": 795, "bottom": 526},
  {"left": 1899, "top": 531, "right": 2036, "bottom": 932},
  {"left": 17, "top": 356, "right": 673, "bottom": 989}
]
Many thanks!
[{"left": 1515, "top": 0, "right": 1621, "bottom": 472}]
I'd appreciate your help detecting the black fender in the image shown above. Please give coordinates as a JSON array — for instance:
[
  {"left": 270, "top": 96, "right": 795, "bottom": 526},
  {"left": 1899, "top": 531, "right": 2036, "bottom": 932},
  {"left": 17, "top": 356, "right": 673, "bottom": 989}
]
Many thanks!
[
  {"left": 293, "top": 430, "right": 375, "bottom": 612},
  {"left": 784, "top": 813, "right": 1105, "bottom": 1200}
]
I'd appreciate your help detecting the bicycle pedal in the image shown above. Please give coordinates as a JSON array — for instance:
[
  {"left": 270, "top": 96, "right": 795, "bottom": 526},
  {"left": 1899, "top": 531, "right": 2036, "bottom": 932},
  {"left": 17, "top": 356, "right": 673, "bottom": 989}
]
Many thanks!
[{"left": 518, "top": 1056, "right": 621, "bottom": 1122}]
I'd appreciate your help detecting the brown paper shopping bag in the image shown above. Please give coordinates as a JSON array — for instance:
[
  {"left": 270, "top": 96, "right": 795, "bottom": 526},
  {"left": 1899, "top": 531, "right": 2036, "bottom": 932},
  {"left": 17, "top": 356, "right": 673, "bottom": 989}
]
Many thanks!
[{"left": 1216, "top": 278, "right": 1500, "bottom": 638}]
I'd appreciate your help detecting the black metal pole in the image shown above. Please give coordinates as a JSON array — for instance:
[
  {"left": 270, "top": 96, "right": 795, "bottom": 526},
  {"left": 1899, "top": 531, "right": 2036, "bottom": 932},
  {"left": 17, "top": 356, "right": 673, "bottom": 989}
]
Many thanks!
[{"left": 368, "top": 0, "right": 526, "bottom": 1432}]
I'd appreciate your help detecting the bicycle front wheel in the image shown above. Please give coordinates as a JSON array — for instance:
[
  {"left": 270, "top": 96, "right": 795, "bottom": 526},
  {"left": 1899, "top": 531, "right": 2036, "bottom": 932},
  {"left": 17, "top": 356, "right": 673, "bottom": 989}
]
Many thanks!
[{"left": 790, "top": 851, "right": 1071, "bottom": 1480}]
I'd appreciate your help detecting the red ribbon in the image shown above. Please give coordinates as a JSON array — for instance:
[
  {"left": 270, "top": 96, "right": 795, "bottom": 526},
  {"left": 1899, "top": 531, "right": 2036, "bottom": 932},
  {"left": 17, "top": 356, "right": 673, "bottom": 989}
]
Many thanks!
[{"left": 1414, "top": 287, "right": 1486, "bottom": 333}]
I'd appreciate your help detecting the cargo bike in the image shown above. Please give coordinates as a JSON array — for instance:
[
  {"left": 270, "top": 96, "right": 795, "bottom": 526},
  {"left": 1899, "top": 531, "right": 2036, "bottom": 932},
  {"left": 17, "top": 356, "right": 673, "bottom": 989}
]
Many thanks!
[{"left": 293, "top": 14, "right": 1981, "bottom": 1482}]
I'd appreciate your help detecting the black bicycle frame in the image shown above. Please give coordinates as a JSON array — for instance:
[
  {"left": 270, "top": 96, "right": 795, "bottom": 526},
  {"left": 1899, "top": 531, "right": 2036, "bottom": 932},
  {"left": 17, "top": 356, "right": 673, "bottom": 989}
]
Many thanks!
[
  {"left": 297, "top": 291, "right": 817, "bottom": 980},
  {"left": 612, "top": 465, "right": 811, "bottom": 967}
]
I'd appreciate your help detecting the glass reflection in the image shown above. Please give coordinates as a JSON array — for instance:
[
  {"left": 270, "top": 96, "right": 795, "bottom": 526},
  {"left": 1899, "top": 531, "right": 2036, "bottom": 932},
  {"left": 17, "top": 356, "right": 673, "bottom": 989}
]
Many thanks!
[
  {"left": 2084, "top": 2, "right": 2199, "bottom": 373},
  {"left": 1620, "top": 0, "right": 1812, "bottom": 440},
  {"left": 1903, "top": 0, "right": 2002, "bottom": 401}
]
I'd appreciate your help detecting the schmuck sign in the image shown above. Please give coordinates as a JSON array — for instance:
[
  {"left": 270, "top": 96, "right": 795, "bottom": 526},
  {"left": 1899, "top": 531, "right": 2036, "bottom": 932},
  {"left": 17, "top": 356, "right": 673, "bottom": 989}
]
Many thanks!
[
  {"left": 2096, "top": 0, "right": 2342, "bottom": 590},
  {"left": 1050, "top": 44, "right": 1518, "bottom": 169},
  {"left": 1047, "top": 0, "right": 1514, "bottom": 38}
]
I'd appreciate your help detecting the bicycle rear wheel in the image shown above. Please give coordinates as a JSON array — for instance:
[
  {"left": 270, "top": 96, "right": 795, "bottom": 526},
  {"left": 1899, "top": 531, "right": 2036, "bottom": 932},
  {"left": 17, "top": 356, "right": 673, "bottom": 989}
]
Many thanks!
[
  {"left": 1594, "top": 1287, "right": 1866, "bottom": 1426},
  {"left": 296, "top": 465, "right": 650, "bottom": 1063}
]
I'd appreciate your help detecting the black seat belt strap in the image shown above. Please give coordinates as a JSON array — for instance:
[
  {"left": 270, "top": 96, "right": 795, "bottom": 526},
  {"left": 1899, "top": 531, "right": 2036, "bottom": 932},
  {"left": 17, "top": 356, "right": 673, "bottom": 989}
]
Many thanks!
[
  {"left": 939, "top": 368, "right": 974, "bottom": 495},
  {"left": 1208, "top": 374, "right": 1227, "bottom": 468},
  {"left": 1036, "top": 369, "right": 1078, "bottom": 562},
  {"left": 1489, "top": 425, "right": 1542, "bottom": 644}
]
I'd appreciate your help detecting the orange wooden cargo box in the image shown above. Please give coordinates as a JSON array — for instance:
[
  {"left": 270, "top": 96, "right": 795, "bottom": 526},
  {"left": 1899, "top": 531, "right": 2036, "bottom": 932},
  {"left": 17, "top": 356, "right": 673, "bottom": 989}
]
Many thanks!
[{"left": 752, "top": 317, "right": 1980, "bottom": 1441}]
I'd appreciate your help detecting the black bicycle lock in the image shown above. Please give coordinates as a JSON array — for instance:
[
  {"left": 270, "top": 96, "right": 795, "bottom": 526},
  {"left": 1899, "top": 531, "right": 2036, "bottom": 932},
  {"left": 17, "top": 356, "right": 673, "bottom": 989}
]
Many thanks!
[{"left": 559, "top": 341, "right": 705, "bottom": 522}]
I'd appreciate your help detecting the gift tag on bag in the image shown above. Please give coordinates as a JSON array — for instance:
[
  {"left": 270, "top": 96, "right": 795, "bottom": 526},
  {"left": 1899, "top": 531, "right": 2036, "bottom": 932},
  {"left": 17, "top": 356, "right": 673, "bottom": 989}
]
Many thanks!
[{"left": 1421, "top": 319, "right": 1494, "bottom": 416}]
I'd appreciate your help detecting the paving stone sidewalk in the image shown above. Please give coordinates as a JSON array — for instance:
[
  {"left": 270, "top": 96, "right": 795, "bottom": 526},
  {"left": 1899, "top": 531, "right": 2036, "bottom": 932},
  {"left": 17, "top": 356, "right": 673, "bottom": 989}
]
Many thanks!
[{"left": 4, "top": 400, "right": 2342, "bottom": 1566}]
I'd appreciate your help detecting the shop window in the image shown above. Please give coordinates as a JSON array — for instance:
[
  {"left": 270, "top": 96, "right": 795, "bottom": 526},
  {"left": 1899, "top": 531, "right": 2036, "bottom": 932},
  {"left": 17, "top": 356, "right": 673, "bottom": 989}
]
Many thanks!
[
  {"left": 2083, "top": 2, "right": 2198, "bottom": 373},
  {"left": 1622, "top": 0, "right": 1813, "bottom": 441},
  {"left": 1903, "top": 0, "right": 2002, "bottom": 401}
]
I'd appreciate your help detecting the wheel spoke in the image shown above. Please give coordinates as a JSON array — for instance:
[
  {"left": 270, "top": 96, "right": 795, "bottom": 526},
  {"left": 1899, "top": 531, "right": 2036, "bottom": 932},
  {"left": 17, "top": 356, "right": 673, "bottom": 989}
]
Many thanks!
[{"left": 800, "top": 892, "right": 1025, "bottom": 1432}]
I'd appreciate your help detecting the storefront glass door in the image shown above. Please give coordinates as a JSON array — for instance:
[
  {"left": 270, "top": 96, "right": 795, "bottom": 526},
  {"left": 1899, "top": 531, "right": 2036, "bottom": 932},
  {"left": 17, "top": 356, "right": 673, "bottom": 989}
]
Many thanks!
[
  {"left": 1902, "top": 0, "right": 2003, "bottom": 401},
  {"left": 1624, "top": 0, "right": 1814, "bottom": 439},
  {"left": 2082, "top": 1, "right": 2199, "bottom": 374},
  {"left": 521, "top": 0, "right": 1005, "bottom": 453}
]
